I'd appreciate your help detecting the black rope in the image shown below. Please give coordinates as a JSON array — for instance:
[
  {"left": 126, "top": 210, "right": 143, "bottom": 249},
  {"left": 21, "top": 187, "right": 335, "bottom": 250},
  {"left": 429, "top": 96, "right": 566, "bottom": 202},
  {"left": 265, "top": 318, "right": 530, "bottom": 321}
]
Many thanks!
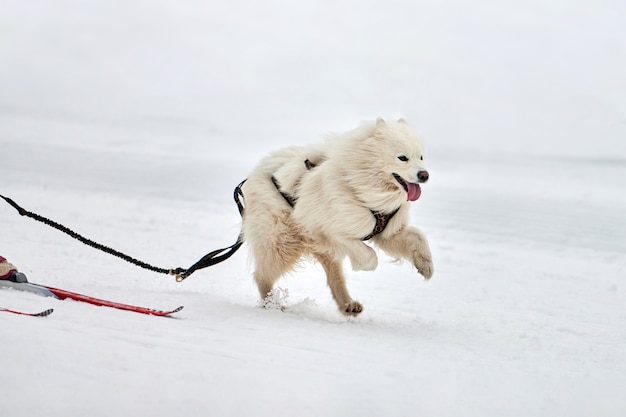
[
  {"left": 0, "top": 179, "right": 247, "bottom": 282},
  {"left": 175, "top": 179, "right": 247, "bottom": 281},
  {"left": 0, "top": 194, "right": 177, "bottom": 275}
]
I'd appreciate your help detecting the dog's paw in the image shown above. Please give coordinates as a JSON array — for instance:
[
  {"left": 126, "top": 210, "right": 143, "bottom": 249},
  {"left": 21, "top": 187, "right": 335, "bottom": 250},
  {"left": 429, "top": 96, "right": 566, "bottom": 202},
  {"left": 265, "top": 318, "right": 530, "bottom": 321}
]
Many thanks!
[
  {"left": 341, "top": 300, "right": 363, "bottom": 316},
  {"left": 413, "top": 254, "right": 434, "bottom": 280},
  {"left": 258, "top": 287, "right": 289, "bottom": 311}
]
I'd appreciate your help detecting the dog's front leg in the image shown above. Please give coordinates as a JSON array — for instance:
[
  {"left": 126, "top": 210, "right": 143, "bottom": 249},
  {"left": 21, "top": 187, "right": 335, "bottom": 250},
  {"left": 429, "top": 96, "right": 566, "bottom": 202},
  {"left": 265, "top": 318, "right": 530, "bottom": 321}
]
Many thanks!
[
  {"left": 375, "top": 226, "right": 433, "bottom": 279},
  {"left": 314, "top": 252, "right": 363, "bottom": 316},
  {"left": 340, "top": 239, "right": 378, "bottom": 271}
]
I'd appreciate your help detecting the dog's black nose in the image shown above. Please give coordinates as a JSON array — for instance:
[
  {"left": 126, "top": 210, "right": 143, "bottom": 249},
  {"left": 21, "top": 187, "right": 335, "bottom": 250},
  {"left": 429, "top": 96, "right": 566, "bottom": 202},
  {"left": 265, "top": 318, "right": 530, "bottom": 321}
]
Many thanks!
[{"left": 417, "top": 170, "right": 429, "bottom": 183}]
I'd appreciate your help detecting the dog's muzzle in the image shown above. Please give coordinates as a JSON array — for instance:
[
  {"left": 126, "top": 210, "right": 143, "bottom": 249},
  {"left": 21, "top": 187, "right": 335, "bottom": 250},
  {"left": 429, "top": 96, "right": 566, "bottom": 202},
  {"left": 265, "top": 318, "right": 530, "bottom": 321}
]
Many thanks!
[{"left": 393, "top": 172, "right": 427, "bottom": 201}]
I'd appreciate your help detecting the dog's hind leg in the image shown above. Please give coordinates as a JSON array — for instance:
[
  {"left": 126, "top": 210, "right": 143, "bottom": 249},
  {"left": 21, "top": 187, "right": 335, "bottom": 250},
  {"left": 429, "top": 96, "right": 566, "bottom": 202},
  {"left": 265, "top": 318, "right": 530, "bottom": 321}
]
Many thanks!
[
  {"left": 252, "top": 241, "right": 304, "bottom": 301},
  {"left": 314, "top": 252, "right": 363, "bottom": 316},
  {"left": 247, "top": 214, "right": 305, "bottom": 302}
]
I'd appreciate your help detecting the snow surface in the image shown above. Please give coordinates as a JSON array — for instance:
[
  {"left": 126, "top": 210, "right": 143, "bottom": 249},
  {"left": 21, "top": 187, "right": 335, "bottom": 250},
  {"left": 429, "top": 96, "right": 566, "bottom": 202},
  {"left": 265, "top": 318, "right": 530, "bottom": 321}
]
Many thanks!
[{"left": 1, "top": 1, "right": 625, "bottom": 416}]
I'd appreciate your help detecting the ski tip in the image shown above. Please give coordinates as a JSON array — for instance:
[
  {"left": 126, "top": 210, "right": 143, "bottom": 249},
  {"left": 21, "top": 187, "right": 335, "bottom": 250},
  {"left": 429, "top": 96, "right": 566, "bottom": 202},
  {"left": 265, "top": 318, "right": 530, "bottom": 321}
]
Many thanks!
[
  {"left": 145, "top": 305, "right": 184, "bottom": 316},
  {"left": 0, "top": 307, "right": 54, "bottom": 317},
  {"left": 162, "top": 305, "right": 184, "bottom": 316},
  {"left": 35, "top": 308, "right": 54, "bottom": 317}
]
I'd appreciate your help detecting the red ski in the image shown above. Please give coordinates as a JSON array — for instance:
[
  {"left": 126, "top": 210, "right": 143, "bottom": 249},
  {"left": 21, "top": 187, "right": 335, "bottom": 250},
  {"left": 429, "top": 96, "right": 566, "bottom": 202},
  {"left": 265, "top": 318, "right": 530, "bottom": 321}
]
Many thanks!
[
  {"left": 0, "top": 280, "right": 183, "bottom": 317},
  {"left": 1, "top": 306, "right": 54, "bottom": 317}
]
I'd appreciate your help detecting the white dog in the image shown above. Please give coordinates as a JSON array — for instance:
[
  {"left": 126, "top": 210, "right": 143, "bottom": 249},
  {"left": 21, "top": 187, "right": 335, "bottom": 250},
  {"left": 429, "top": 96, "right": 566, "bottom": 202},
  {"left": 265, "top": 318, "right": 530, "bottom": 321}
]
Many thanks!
[{"left": 241, "top": 118, "right": 433, "bottom": 316}]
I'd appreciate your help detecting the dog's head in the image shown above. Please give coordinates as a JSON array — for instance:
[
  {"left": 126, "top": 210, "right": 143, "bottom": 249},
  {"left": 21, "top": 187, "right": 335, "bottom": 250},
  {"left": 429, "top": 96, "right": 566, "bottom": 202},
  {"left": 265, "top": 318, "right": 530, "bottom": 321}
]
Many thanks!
[
  {"left": 370, "top": 118, "right": 429, "bottom": 202},
  {"left": 328, "top": 117, "right": 429, "bottom": 208}
]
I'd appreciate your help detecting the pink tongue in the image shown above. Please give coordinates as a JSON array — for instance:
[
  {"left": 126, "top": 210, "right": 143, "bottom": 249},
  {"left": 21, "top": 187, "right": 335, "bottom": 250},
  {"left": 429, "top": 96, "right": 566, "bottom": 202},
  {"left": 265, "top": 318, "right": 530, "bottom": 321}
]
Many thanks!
[{"left": 407, "top": 182, "right": 421, "bottom": 201}]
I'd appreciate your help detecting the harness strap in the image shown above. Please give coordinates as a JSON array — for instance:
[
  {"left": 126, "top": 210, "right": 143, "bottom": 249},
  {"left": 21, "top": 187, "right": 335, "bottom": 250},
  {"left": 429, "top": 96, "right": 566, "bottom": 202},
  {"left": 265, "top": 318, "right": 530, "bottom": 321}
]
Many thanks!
[
  {"left": 363, "top": 207, "right": 400, "bottom": 240},
  {"left": 271, "top": 176, "right": 296, "bottom": 208},
  {"left": 269, "top": 161, "right": 400, "bottom": 241}
]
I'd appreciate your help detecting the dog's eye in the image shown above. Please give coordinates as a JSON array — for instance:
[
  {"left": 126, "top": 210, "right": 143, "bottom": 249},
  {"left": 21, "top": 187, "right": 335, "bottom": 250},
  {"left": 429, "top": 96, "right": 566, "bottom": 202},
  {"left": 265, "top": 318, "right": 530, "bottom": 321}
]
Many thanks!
[
  {"left": 397, "top": 155, "right": 409, "bottom": 162},
  {"left": 420, "top": 155, "right": 423, "bottom": 161}
]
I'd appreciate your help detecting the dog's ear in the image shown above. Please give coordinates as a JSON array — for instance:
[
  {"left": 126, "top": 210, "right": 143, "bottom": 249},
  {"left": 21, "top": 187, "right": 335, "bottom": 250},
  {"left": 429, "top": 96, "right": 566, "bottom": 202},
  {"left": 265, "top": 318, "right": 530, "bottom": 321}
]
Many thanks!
[
  {"left": 376, "top": 117, "right": 386, "bottom": 127},
  {"left": 397, "top": 118, "right": 407, "bottom": 124}
]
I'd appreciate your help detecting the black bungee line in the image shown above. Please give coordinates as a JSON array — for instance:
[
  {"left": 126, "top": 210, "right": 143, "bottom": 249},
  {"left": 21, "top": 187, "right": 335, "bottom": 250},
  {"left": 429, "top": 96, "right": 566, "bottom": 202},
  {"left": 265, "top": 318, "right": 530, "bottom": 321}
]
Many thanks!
[{"left": 0, "top": 179, "right": 247, "bottom": 282}]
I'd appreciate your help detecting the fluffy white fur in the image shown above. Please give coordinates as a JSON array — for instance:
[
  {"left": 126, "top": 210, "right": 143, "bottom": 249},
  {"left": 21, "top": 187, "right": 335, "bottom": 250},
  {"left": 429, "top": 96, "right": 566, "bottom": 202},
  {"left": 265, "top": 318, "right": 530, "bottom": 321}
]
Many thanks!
[{"left": 241, "top": 118, "right": 433, "bottom": 316}]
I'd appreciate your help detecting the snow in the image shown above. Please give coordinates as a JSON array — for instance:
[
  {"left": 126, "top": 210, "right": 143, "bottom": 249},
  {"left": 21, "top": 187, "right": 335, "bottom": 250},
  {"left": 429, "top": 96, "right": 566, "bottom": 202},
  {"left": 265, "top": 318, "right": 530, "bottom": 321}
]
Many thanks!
[{"left": 1, "top": 1, "right": 625, "bottom": 416}]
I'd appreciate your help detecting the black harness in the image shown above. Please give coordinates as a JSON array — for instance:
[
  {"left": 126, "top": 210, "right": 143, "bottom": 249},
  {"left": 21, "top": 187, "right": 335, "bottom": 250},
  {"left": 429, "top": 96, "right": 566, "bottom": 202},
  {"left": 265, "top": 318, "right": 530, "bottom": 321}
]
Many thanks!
[
  {"left": 271, "top": 160, "right": 400, "bottom": 241},
  {"left": 0, "top": 158, "right": 398, "bottom": 283},
  {"left": 271, "top": 176, "right": 297, "bottom": 208},
  {"left": 362, "top": 207, "right": 400, "bottom": 241}
]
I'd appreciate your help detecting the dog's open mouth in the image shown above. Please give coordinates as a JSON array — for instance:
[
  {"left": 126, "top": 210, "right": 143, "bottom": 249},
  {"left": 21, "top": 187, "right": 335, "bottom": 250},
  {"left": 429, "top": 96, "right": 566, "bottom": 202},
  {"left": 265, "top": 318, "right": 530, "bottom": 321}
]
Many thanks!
[{"left": 393, "top": 173, "right": 421, "bottom": 201}]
